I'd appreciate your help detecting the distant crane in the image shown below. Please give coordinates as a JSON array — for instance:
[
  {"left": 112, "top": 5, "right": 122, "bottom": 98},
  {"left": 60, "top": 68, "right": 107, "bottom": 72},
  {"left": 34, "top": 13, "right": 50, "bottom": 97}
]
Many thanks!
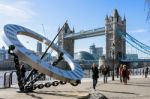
[{"left": 42, "top": 24, "right": 47, "bottom": 38}]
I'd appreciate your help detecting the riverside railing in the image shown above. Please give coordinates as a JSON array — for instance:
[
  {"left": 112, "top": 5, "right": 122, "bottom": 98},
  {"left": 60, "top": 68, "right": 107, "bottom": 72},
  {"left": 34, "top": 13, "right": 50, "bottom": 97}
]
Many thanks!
[{"left": 0, "top": 67, "right": 149, "bottom": 88}]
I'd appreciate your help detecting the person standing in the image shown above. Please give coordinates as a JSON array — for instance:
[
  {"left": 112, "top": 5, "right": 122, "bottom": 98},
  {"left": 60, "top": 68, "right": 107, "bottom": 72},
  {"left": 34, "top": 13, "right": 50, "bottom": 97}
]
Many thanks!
[
  {"left": 122, "top": 65, "right": 128, "bottom": 85},
  {"left": 116, "top": 65, "right": 119, "bottom": 78},
  {"left": 91, "top": 63, "right": 99, "bottom": 90},
  {"left": 142, "top": 68, "right": 145, "bottom": 77},
  {"left": 101, "top": 65, "right": 109, "bottom": 83},
  {"left": 119, "top": 64, "right": 123, "bottom": 83},
  {"left": 145, "top": 66, "right": 149, "bottom": 78}
]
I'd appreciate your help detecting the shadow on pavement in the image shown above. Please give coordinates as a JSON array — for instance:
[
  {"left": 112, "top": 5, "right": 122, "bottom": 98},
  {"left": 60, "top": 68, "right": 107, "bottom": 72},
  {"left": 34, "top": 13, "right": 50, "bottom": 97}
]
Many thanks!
[
  {"left": 27, "top": 90, "right": 89, "bottom": 99},
  {"left": 106, "top": 81, "right": 150, "bottom": 88},
  {"left": 26, "top": 93, "right": 43, "bottom": 99},
  {"left": 127, "top": 83, "right": 150, "bottom": 87},
  {"left": 37, "top": 90, "right": 88, "bottom": 93},
  {"left": 98, "top": 89, "right": 139, "bottom": 95}
]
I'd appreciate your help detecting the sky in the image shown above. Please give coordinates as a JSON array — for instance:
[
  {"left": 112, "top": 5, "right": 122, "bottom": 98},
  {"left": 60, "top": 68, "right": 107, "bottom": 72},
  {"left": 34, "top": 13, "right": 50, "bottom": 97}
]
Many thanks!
[{"left": 0, "top": 0, "right": 150, "bottom": 56}]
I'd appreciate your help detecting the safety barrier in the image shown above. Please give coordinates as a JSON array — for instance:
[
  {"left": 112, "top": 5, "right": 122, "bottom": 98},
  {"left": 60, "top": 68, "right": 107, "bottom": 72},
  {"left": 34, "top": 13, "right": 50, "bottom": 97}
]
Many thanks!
[
  {"left": 2, "top": 71, "right": 17, "bottom": 88},
  {"left": 1, "top": 67, "right": 149, "bottom": 88},
  {"left": 4, "top": 72, "right": 11, "bottom": 88},
  {"left": 83, "top": 67, "right": 150, "bottom": 78}
]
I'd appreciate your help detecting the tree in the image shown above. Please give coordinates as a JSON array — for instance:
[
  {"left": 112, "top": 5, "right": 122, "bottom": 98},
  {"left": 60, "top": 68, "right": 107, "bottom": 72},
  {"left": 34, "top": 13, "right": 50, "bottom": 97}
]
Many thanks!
[{"left": 145, "top": 0, "right": 150, "bottom": 20}]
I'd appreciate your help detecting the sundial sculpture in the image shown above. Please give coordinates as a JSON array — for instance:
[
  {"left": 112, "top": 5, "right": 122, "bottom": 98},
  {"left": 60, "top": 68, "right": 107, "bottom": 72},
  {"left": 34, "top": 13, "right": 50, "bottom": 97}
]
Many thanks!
[{"left": 2, "top": 24, "right": 83, "bottom": 92}]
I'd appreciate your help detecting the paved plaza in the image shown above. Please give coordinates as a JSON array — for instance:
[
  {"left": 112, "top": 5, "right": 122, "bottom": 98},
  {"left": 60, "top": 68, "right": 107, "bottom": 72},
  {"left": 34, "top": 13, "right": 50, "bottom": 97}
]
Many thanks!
[{"left": 0, "top": 76, "right": 150, "bottom": 99}]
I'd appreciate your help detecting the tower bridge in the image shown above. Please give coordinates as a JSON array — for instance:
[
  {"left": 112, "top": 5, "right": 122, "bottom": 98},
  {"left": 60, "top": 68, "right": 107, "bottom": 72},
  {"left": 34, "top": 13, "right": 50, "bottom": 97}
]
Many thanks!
[
  {"left": 58, "top": 9, "right": 126, "bottom": 67},
  {"left": 58, "top": 9, "right": 150, "bottom": 67}
]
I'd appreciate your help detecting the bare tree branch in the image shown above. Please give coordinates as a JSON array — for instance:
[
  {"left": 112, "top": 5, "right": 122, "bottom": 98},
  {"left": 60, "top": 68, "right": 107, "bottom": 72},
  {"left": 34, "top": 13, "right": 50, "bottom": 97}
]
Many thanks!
[{"left": 145, "top": 0, "right": 150, "bottom": 20}]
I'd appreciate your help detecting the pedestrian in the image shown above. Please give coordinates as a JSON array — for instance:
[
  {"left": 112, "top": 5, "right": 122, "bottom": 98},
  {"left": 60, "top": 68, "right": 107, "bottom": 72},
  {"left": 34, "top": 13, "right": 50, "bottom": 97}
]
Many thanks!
[
  {"left": 91, "top": 63, "right": 99, "bottom": 90},
  {"left": 145, "top": 66, "right": 149, "bottom": 78},
  {"left": 20, "top": 64, "right": 26, "bottom": 83},
  {"left": 119, "top": 64, "right": 123, "bottom": 83},
  {"left": 127, "top": 69, "right": 130, "bottom": 80},
  {"left": 121, "top": 65, "right": 128, "bottom": 85},
  {"left": 101, "top": 65, "right": 109, "bottom": 83},
  {"left": 142, "top": 68, "right": 145, "bottom": 77},
  {"left": 116, "top": 65, "right": 119, "bottom": 78}
]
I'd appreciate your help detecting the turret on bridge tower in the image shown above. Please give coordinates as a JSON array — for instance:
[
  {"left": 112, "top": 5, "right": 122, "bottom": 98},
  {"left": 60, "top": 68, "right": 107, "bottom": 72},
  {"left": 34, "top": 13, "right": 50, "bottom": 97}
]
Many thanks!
[
  {"left": 58, "top": 22, "right": 75, "bottom": 57},
  {"left": 105, "top": 9, "right": 126, "bottom": 67}
]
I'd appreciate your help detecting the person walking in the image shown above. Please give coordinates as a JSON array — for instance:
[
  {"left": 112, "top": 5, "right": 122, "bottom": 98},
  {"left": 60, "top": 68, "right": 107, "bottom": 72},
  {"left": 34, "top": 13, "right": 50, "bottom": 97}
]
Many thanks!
[
  {"left": 142, "top": 68, "right": 145, "bottom": 77},
  {"left": 101, "top": 65, "right": 109, "bottom": 83},
  {"left": 145, "top": 66, "right": 149, "bottom": 78},
  {"left": 91, "top": 63, "right": 99, "bottom": 90},
  {"left": 121, "top": 65, "right": 128, "bottom": 85},
  {"left": 119, "top": 64, "right": 123, "bottom": 83},
  {"left": 116, "top": 65, "right": 119, "bottom": 78}
]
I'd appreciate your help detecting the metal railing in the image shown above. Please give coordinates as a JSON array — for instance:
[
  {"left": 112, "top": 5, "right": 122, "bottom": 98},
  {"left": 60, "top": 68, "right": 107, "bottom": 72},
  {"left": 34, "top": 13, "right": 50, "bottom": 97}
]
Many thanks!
[
  {"left": 0, "top": 67, "right": 149, "bottom": 88},
  {"left": 83, "top": 67, "right": 150, "bottom": 78}
]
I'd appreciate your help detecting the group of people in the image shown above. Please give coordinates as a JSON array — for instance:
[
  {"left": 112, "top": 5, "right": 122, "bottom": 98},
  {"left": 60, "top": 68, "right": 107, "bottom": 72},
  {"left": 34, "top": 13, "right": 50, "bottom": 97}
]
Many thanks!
[
  {"left": 91, "top": 63, "right": 109, "bottom": 90},
  {"left": 118, "top": 64, "right": 130, "bottom": 85},
  {"left": 91, "top": 63, "right": 131, "bottom": 90}
]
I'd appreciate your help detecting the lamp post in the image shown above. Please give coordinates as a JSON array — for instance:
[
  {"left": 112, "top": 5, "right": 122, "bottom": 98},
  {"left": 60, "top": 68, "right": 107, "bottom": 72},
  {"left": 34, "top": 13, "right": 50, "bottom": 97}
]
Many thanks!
[{"left": 112, "top": 43, "right": 115, "bottom": 81}]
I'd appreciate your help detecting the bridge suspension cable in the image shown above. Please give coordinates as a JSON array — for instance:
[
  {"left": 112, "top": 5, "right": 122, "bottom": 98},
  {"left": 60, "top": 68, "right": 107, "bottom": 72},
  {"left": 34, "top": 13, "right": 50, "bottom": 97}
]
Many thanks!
[{"left": 118, "top": 31, "right": 150, "bottom": 55}]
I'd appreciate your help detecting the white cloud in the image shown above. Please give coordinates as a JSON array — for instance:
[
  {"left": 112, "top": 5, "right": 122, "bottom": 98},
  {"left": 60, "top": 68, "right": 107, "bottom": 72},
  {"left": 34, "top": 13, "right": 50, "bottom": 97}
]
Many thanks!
[
  {"left": 15, "top": 0, "right": 33, "bottom": 6},
  {"left": 0, "top": 1, "right": 35, "bottom": 23},
  {"left": 0, "top": 1, "right": 36, "bottom": 48},
  {"left": 129, "top": 29, "right": 148, "bottom": 33}
]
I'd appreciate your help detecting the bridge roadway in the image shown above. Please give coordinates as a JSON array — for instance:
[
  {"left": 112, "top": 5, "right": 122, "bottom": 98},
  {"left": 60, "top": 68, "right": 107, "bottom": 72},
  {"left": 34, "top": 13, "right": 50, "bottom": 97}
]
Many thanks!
[
  {"left": 0, "top": 75, "right": 150, "bottom": 99},
  {"left": 64, "top": 27, "right": 105, "bottom": 39}
]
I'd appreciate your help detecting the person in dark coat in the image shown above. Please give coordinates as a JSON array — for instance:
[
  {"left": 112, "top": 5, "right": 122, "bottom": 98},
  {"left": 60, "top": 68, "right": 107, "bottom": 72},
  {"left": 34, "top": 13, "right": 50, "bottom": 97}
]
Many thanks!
[
  {"left": 121, "top": 65, "right": 129, "bottom": 85},
  {"left": 119, "top": 64, "right": 123, "bottom": 83},
  {"left": 101, "top": 65, "right": 109, "bottom": 83},
  {"left": 145, "top": 66, "right": 149, "bottom": 78},
  {"left": 116, "top": 65, "right": 119, "bottom": 78},
  {"left": 92, "top": 63, "right": 99, "bottom": 90}
]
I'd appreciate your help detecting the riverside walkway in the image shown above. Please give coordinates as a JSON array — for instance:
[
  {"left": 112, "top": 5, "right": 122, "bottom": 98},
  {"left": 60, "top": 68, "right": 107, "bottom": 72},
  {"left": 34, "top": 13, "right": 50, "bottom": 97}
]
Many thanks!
[{"left": 0, "top": 76, "right": 150, "bottom": 99}]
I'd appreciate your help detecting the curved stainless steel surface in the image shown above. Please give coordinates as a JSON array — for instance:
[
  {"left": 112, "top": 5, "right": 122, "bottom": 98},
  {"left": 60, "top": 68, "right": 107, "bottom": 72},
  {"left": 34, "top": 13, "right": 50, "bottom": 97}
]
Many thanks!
[{"left": 3, "top": 24, "right": 83, "bottom": 83}]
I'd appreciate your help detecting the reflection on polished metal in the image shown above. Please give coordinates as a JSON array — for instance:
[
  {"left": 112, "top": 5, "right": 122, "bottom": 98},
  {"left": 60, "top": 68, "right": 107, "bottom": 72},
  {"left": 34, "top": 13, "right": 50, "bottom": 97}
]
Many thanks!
[{"left": 3, "top": 24, "right": 83, "bottom": 83}]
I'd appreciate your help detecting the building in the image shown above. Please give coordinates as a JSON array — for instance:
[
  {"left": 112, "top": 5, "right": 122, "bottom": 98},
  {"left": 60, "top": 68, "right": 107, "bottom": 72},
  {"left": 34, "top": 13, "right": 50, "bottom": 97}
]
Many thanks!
[
  {"left": 58, "top": 22, "right": 75, "bottom": 57},
  {"left": 0, "top": 46, "right": 5, "bottom": 61},
  {"left": 126, "top": 54, "right": 138, "bottom": 60},
  {"left": 74, "top": 51, "right": 97, "bottom": 69},
  {"left": 0, "top": 44, "right": 52, "bottom": 70},
  {"left": 105, "top": 9, "right": 126, "bottom": 68},
  {"left": 89, "top": 44, "right": 103, "bottom": 60},
  {"left": 74, "top": 51, "right": 95, "bottom": 60},
  {"left": 37, "top": 41, "right": 42, "bottom": 53},
  {"left": 0, "top": 46, "right": 15, "bottom": 70}
]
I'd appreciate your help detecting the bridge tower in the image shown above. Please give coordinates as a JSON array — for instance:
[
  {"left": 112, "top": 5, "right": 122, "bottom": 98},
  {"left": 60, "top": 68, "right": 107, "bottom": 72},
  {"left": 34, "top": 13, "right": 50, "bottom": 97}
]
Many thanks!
[
  {"left": 58, "top": 22, "right": 75, "bottom": 57},
  {"left": 105, "top": 9, "right": 126, "bottom": 67}
]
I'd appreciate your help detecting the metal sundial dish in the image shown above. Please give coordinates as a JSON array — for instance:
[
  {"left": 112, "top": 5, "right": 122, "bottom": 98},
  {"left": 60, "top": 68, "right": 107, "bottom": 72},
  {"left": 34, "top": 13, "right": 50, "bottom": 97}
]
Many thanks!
[{"left": 3, "top": 24, "right": 83, "bottom": 83}]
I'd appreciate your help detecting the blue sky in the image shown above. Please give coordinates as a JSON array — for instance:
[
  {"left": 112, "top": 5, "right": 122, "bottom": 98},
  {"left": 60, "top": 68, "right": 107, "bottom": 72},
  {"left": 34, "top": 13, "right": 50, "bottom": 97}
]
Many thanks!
[{"left": 0, "top": 0, "right": 149, "bottom": 56}]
